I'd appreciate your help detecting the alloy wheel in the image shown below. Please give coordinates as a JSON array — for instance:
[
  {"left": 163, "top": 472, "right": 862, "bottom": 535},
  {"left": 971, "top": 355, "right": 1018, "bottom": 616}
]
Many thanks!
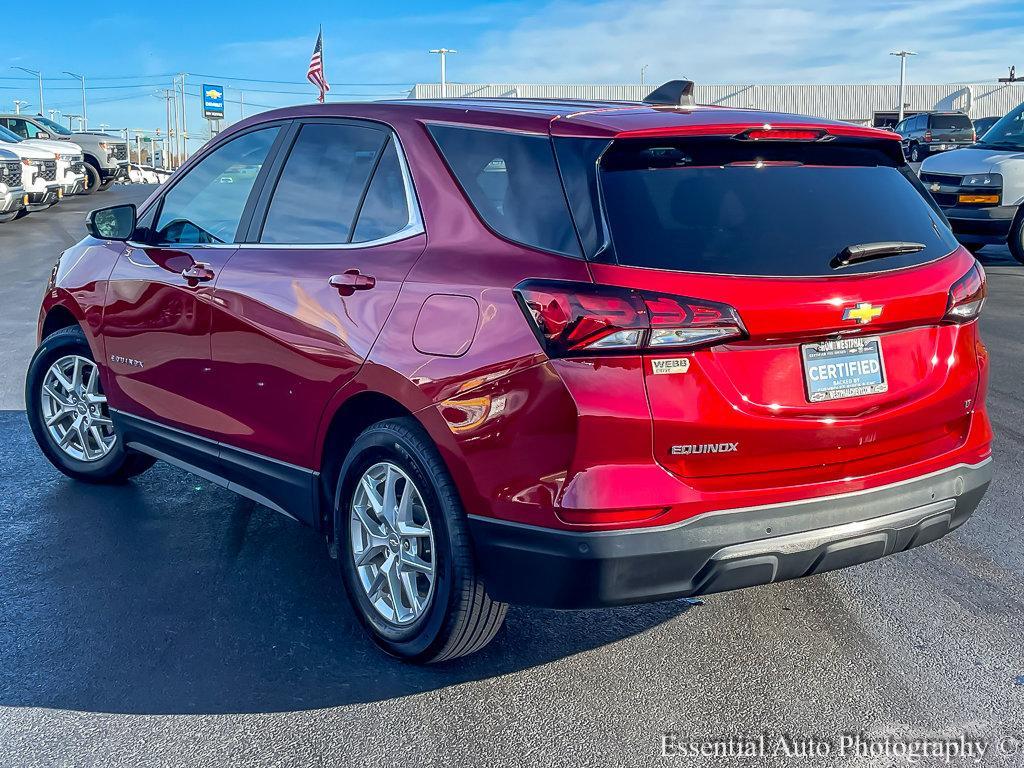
[
  {"left": 349, "top": 461, "right": 436, "bottom": 626},
  {"left": 40, "top": 354, "right": 116, "bottom": 462}
]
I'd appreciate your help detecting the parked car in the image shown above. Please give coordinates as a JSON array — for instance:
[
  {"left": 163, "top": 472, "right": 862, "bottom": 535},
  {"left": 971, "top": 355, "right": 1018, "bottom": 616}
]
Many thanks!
[
  {"left": 972, "top": 116, "right": 1001, "bottom": 138},
  {"left": 0, "top": 114, "right": 127, "bottom": 193},
  {"left": 0, "top": 124, "right": 85, "bottom": 197},
  {"left": 920, "top": 102, "right": 1024, "bottom": 262},
  {"left": 0, "top": 139, "right": 61, "bottom": 216},
  {"left": 26, "top": 83, "right": 993, "bottom": 662},
  {"left": 0, "top": 147, "right": 27, "bottom": 223},
  {"left": 894, "top": 111, "right": 975, "bottom": 161}
]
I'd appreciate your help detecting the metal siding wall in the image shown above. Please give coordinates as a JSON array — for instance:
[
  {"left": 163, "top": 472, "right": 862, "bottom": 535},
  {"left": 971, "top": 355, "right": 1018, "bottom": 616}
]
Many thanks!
[{"left": 410, "top": 83, "right": 1024, "bottom": 122}]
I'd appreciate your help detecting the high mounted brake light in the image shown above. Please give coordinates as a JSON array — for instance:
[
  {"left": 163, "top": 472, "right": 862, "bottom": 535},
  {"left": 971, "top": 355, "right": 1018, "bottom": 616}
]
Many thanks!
[
  {"left": 514, "top": 280, "right": 746, "bottom": 357},
  {"left": 738, "top": 128, "right": 826, "bottom": 142},
  {"left": 944, "top": 263, "right": 986, "bottom": 323}
]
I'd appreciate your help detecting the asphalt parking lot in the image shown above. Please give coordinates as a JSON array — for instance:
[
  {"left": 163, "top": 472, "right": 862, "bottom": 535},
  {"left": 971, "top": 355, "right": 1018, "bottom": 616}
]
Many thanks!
[{"left": 1, "top": 187, "right": 1023, "bottom": 767}]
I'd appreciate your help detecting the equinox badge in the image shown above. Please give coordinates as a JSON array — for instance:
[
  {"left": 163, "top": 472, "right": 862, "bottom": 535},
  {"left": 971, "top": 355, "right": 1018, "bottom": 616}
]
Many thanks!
[{"left": 671, "top": 442, "right": 739, "bottom": 456}]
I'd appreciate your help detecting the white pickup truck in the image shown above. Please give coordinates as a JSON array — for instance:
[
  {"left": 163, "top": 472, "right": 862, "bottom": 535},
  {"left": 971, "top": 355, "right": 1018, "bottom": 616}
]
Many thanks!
[
  {"left": 920, "top": 102, "right": 1024, "bottom": 263},
  {"left": 0, "top": 124, "right": 85, "bottom": 196},
  {"left": 0, "top": 147, "right": 26, "bottom": 223}
]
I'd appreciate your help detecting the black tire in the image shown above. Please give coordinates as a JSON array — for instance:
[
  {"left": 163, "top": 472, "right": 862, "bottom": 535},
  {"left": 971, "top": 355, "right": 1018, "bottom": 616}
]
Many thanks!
[
  {"left": 909, "top": 143, "right": 923, "bottom": 162},
  {"left": 13, "top": 209, "right": 28, "bottom": 220},
  {"left": 334, "top": 417, "right": 506, "bottom": 663},
  {"left": 97, "top": 178, "right": 114, "bottom": 192},
  {"left": 82, "top": 163, "right": 101, "bottom": 195},
  {"left": 1009, "top": 213, "right": 1024, "bottom": 265},
  {"left": 26, "top": 325, "right": 155, "bottom": 483}
]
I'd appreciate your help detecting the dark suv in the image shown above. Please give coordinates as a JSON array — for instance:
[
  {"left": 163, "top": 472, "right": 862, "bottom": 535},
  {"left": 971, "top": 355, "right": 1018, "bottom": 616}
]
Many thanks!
[
  {"left": 895, "top": 112, "right": 975, "bottom": 162},
  {"left": 26, "top": 82, "right": 992, "bottom": 662}
]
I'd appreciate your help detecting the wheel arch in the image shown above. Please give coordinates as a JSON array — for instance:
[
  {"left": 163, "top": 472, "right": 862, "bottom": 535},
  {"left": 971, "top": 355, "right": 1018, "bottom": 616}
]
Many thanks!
[
  {"left": 315, "top": 369, "right": 480, "bottom": 537},
  {"left": 40, "top": 304, "right": 80, "bottom": 340}
]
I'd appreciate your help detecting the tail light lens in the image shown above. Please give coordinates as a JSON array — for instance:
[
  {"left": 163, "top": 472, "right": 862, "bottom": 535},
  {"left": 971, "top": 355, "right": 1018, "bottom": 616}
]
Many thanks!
[
  {"left": 944, "top": 263, "right": 986, "bottom": 322},
  {"left": 514, "top": 279, "right": 746, "bottom": 357},
  {"left": 924, "top": 130, "right": 932, "bottom": 141}
]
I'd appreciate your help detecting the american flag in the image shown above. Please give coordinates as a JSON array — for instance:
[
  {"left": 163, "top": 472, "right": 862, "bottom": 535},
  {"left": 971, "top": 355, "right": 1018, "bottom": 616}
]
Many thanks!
[{"left": 307, "top": 28, "right": 330, "bottom": 103}]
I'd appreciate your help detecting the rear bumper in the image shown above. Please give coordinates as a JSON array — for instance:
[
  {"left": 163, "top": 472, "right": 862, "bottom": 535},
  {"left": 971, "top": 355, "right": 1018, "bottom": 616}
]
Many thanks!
[
  {"left": 469, "top": 459, "right": 992, "bottom": 608},
  {"left": 942, "top": 204, "right": 1018, "bottom": 243}
]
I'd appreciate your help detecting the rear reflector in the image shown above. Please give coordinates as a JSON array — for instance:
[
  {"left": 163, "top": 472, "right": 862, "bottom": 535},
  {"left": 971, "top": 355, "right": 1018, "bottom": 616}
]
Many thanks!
[
  {"left": 514, "top": 279, "right": 746, "bottom": 357},
  {"left": 944, "top": 262, "right": 986, "bottom": 322}
]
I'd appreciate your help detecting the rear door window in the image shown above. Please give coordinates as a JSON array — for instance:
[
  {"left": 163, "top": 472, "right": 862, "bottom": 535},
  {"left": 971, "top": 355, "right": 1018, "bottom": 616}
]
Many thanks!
[
  {"left": 598, "top": 137, "right": 958, "bottom": 277},
  {"left": 261, "top": 122, "right": 387, "bottom": 244},
  {"left": 427, "top": 124, "right": 580, "bottom": 257}
]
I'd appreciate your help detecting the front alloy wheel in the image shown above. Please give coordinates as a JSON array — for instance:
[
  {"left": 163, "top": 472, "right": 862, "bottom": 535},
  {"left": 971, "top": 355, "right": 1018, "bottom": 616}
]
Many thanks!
[
  {"left": 26, "top": 325, "right": 155, "bottom": 483},
  {"left": 41, "top": 354, "right": 116, "bottom": 462},
  {"left": 350, "top": 461, "right": 436, "bottom": 625}
]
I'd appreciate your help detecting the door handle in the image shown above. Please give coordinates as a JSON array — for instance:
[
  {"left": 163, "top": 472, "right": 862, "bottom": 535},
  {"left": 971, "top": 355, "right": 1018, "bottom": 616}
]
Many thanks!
[
  {"left": 329, "top": 269, "right": 376, "bottom": 296},
  {"left": 182, "top": 262, "right": 215, "bottom": 286}
]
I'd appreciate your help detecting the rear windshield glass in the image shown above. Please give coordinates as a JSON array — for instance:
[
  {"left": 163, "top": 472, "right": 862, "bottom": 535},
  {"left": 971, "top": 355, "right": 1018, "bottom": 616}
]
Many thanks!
[
  {"left": 427, "top": 124, "right": 581, "bottom": 257},
  {"left": 929, "top": 113, "right": 972, "bottom": 129},
  {"left": 599, "top": 138, "right": 957, "bottom": 276}
]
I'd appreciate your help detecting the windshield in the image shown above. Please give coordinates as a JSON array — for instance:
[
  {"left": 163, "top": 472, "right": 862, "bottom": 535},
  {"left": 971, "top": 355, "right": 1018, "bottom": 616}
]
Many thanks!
[
  {"left": 599, "top": 137, "right": 957, "bottom": 277},
  {"left": 977, "top": 104, "right": 1024, "bottom": 150},
  {"left": 0, "top": 126, "right": 22, "bottom": 143},
  {"left": 33, "top": 116, "right": 73, "bottom": 136}
]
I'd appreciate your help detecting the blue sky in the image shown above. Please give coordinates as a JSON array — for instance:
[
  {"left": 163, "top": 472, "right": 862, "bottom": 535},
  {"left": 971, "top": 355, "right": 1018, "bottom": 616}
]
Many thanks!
[{"left": 10, "top": 0, "right": 1024, "bottom": 147}]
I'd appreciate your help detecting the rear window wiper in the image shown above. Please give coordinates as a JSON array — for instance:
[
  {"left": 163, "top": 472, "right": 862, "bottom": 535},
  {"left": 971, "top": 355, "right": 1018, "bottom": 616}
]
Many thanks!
[{"left": 830, "top": 241, "right": 925, "bottom": 270}]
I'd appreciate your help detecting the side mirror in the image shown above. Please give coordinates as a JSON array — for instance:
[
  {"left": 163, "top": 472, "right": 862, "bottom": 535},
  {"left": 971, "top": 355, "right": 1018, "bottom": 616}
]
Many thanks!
[
  {"left": 86, "top": 204, "right": 136, "bottom": 241},
  {"left": 36, "top": 131, "right": 50, "bottom": 140}
]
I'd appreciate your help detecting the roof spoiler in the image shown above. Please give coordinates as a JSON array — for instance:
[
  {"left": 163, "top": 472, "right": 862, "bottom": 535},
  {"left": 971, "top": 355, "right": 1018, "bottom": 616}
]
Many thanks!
[{"left": 642, "top": 80, "right": 696, "bottom": 108}]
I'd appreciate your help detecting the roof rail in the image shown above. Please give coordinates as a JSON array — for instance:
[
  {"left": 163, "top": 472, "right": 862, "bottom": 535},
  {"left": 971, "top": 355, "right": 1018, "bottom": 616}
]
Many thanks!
[{"left": 642, "top": 80, "right": 696, "bottom": 108}]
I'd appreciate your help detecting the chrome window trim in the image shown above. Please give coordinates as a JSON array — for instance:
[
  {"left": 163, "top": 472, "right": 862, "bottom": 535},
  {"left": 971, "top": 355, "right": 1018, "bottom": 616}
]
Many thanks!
[{"left": 130, "top": 122, "right": 424, "bottom": 252}]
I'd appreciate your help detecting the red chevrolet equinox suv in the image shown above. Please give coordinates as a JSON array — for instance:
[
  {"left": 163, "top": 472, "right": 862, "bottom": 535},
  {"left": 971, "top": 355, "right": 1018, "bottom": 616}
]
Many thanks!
[{"left": 27, "top": 81, "right": 992, "bottom": 662}]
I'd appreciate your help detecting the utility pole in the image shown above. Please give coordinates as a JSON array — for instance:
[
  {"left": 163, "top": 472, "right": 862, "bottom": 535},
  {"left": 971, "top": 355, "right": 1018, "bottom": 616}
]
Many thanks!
[
  {"left": 890, "top": 50, "right": 917, "bottom": 122},
  {"left": 62, "top": 71, "right": 88, "bottom": 129},
  {"left": 641, "top": 64, "right": 649, "bottom": 88},
  {"left": 11, "top": 67, "right": 43, "bottom": 114},
  {"left": 179, "top": 73, "right": 188, "bottom": 161},
  {"left": 13, "top": 99, "right": 27, "bottom": 114},
  {"left": 240, "top": 91, "right": 245, "bottom": 119},
  {"left": 429, "top": 49, "right": 457, "bottom": 97}
]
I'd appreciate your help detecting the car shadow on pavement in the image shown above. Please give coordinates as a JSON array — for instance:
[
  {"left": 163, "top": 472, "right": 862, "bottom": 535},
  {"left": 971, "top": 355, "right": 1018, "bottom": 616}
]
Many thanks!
[{"left": 0, "top": 411, "right": 691, "bottom": 715}]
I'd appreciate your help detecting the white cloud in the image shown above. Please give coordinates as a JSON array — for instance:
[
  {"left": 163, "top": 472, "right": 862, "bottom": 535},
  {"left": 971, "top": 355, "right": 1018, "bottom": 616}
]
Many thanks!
[{"left": 435, "top": 0, "right": 1022, "bottom": 85}]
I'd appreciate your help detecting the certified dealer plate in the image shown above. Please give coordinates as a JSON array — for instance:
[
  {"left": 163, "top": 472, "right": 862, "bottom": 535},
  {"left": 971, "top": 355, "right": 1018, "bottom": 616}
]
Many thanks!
[{"left": 801, "top": 336, "right": 888, "bottom": 402}]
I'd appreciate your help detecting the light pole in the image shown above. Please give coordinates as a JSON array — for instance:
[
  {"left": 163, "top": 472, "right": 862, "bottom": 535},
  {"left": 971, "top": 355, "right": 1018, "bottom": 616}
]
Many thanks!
[
  {"left": 429, "top": 48, "right": 457, "bottom": 97},
  {"left": 65, "top": 114, "right": 81, "bottom": 130},
  {"left": 63, "top": 71, "right": 87, "bottom": 129},
  {"left": 641, "top": 64, "right": 649, "bottom": 88},
  {"left": 11, "top": 67, "right": 43, "bottom": 114},
  {"left": 890, "top": 50, "right": 917, "bottom": 122},
  {"left": 13, "top": 99, "right": 27, "bottom": 114}
]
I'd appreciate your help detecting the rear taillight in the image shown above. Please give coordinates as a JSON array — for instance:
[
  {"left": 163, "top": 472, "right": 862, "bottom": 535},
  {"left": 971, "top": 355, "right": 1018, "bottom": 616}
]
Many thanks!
[
  {"left": 944, "top": 263, "right": 986, "bottom": 322},
  {"left": 514, "top": 280, "right": 746, "bottom": 357},
  {"left": 924, "top": 130, "right": 932, "bottom": 142}
]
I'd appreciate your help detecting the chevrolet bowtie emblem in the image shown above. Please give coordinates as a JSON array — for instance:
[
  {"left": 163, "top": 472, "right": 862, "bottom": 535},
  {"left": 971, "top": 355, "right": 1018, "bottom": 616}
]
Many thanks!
[
  {"left": 205, "top": 89, "right": 222, "bottom": 99},
  {"left": 930, "top": 182, "right": 941, "bottom": 193},
  {"left": 843, "top": 302, "right": 883, "bottom": 324}
]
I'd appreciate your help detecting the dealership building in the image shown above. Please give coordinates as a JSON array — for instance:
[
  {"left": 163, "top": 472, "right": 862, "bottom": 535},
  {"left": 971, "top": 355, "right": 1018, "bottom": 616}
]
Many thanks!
[{"left": 410, "top": 82, "right": 1024, "bottom": 127}]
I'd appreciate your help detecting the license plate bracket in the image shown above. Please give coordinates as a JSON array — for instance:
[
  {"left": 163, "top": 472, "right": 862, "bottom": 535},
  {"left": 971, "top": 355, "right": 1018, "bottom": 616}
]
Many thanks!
[{"left": 801, "top": 336, "right": 888, "bottom": 402}]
